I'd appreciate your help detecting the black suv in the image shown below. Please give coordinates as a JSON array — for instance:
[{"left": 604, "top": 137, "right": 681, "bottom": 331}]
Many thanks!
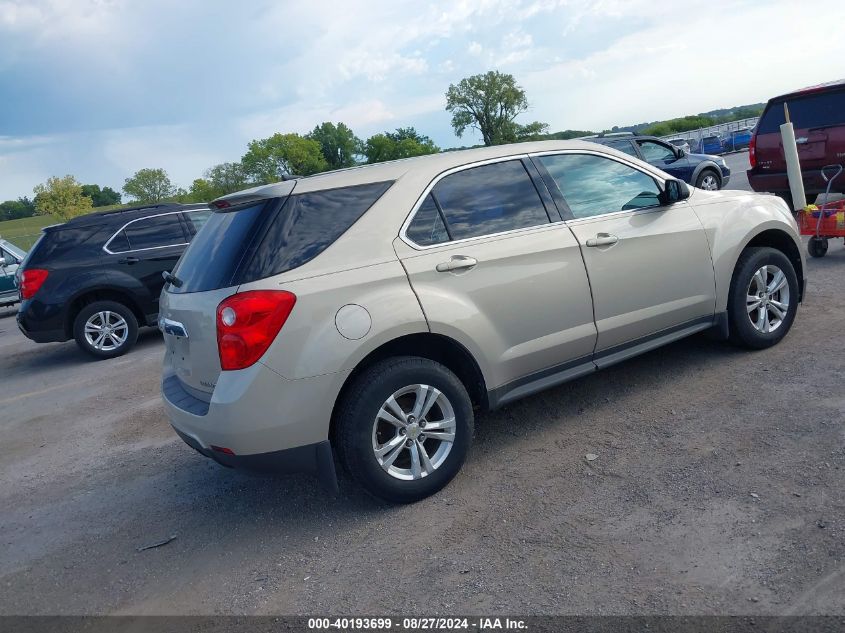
[{"left": 17, "top": 203, "right": 210, "bottom": 358}]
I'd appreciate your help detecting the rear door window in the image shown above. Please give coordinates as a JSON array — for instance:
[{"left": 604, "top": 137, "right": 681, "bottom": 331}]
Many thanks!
[
  {"left": 426, "top": 160, "right": 550, "bottom": 241},
  {"left": 758, "top": 90, "right": 845, "bottom": 134},
  {"left": 122, "top": 214, "right": 188, "bottom": 251},
  {"left": 406, "top": 194, "right": 450, "bottom": 246},
  {"left": 637, "top": 140, "right": 676, "bottom": 162},
  {"left": 607, "top": 140, "right": 639, "bottom": 157}
]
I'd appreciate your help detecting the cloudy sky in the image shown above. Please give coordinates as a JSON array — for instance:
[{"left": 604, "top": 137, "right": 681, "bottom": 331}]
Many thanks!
[{"left": 1, "top": 0, "right": 844, "bottom": 200}]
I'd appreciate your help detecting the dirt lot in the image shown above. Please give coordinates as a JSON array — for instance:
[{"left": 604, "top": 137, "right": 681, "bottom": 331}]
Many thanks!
[{"left": 1, "top": 235, "right": 843, "bottom": 616}]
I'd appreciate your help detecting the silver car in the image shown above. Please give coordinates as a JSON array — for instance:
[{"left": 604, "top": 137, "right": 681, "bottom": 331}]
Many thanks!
[{"left": 160, "top": 140, "right": 805, "bottom": 503}]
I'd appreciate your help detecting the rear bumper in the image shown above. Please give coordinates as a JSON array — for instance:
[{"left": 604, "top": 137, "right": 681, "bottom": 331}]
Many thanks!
[
  {"left": 174, "top": 428, "right": 338, "bottom": 492},
  {"left": 748, "top": 168, "right": 845, "bottom": 196},
  {"left": 16, "top": 299, "right": 68, "bottom": 343},
  {"left": 162, "top": 363, "right": 349, "bottom": 490}
]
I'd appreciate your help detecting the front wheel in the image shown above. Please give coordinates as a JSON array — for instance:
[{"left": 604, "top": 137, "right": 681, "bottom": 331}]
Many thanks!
[
  {"left": 73, "top": 300, "right": 139, "bottom": 359},
  {"left": 808, "top": 236, "right": 828, "bottom": 258},
  {"left": 335, "top": 357, "right": 474, "bottom": 503},
  {"left": 727, "top": 247, "right": 799, "bottom": 350},
  {"left": 696, "top": 169, "right": 721, "bottom": 191}
]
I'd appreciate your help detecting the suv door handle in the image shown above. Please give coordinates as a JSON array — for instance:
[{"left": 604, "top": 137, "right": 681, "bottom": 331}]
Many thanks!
[
  {"left": 436, "top": 256, "right": 478, "bottom": 272},
  {"left": 118, "top": 256, "right": 140, "bottom": 264},
  {"left": 585, "top": 234, "right": 619, "bottom": 248}
]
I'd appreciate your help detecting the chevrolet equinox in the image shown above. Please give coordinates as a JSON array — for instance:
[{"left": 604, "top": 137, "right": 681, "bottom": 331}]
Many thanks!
[{"left": 160, "top": 140, "right": 805, "bottom": 503}]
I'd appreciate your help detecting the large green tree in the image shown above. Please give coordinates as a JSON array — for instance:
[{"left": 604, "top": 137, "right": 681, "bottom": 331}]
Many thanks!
[
  {"left": 307, "top": 122, "right": 361, "bottom": 170},
  {"left": 445, "top": 70, "right": 547, "bottom": 146},
  {"left": 241, "top": 133, "right": 328, "bottom": 183},
  {"left": 81, "top": 184, "right": 122, "bottom": 207},
  {"left": 0, "top": 197, "right": 36, "bottom": 221},
  {"left": 32, "top": 175, "right": 94, "bottom": 221},
  {"left": 363, "top": 127, "right": 439, "bottom": 164},
  {"left": 122, "top": 168, "right": 176, "bottom": 203},
  {"left": 205, "top": 162, "right": 249, "bottom": 195}
]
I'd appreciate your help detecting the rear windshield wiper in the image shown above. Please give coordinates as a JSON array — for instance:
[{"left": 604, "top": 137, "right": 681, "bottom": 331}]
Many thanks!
[{"left": 162, "top": 271, "right": 183, "bottom": 288}]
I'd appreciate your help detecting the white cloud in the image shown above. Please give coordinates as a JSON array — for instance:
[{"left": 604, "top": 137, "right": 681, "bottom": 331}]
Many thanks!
[{"left": 468, "top": 41, "right": 483, "bottom": 56}]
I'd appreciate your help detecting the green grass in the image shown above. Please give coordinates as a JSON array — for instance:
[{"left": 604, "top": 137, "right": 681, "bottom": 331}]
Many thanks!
[{"left": 0, "top": 215, "right": 59, "bottom": 250}]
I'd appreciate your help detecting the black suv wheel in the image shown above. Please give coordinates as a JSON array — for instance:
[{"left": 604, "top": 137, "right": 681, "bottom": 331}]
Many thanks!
[
  {"left": 73, "top": 300, "right": 139, "bottom": 359},
  {"left": 335, "top": 356, "right": 474, "bottom": 503}
]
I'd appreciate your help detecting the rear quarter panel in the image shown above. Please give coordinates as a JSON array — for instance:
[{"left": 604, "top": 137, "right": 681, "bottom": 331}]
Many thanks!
[
  {"left": 239, "top": 259, "right": 429, "bottom": 381},
  {"left": 689, "top": 190, "right": 804, "bottom": 311}
]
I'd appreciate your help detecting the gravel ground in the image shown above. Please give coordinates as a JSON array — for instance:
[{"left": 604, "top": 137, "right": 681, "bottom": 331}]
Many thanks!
[{"left": 1, "top": 215, "right": 843, "bottom": 616}]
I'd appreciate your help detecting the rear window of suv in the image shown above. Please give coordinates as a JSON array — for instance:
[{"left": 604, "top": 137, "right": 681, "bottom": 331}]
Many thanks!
[
  {"left": 757, "top": 90, "right": 845, "bottom": 134},
  {"left": 169, "top": 180, "right": 393, "bottom": 293}
]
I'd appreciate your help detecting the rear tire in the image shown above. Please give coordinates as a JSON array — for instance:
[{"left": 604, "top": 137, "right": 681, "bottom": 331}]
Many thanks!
[
  {"left": 808, "top": 236, "right": 828, "bottom": 258},
  {"left": 696, "top": 169, "right": 721, "bottom": 191},
  {"left": 727, "top": 247, "right": 798, "bottom": 350},
  {"left": 335, "top": 356, "right": 473, "bottom": 503},
  {"left": 73, "top": 300, "right": 139, "bottom": 359}
]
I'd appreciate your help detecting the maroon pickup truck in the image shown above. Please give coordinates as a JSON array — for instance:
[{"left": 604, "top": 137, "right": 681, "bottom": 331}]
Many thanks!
[{"left": 748, "top": 80, "right": 845, "bottom": 207}]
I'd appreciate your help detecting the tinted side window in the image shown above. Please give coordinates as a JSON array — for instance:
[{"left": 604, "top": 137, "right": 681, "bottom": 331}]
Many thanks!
[
  {"left": 123, "top": 214, "right": 186, "bottom": 250},
  {"left": 538, "top": 154, "right": 661, "bottom": 219},
  {"left": 107, "top": 231, "right": 131, "bottom": 253},
  {"left": 758, "top": 90, "right": 845, "bottom": 134},
  {"left": 607, "top": 140, "right": 638, "bottom": 157},
  {"left": 184, "top": 209, "right": 212, "bottom": 234},
  {"left": 406, "top": 194, "right": 450, "bottom": 246},
  {"left": 240, "top": 181, "right": 393, "bottom": 281},
  {"left": 432, "top": 160, "right": 549, "bottom": 241},
  {"left": 637, "top": 141, "right": 676, "bottom": 162}
]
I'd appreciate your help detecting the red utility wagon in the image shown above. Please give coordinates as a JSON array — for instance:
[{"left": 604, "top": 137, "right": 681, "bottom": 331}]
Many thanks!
[{"left": 799, "top": 164, "right": 844, "bottom": 258}]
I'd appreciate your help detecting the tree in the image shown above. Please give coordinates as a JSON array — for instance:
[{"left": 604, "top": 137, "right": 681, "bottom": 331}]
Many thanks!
[
  {"left": 32, "top": 175, "right": 94, "bottom": 221},
  {"left": 307, "top": 122, "right": 361, "bottom": 170},
  {"left": 362, "top": 128, "right": 439, "bottom": 164},
  {"left": 204, "top": 162, "right": 249, "bottom": 195},
  {"left": 241, "top": 133, "right": 328, "bottom": 184},
  {"left": 0, "top": 197, "right": 36, "bottom": 221},
  {"left": 445, "top": 70, "right": 547, "bottom": 146},
  {"left": 123, "top": 168, "right": 176, "bottom": 203},
  {"left": 81, "top": 184, "right": 122, "bottom": 207},
  {"left": 188, "top": 178, "right": 222, "bottom": 203}
]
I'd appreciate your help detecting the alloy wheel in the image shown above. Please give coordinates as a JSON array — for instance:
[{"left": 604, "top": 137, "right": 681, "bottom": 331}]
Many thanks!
[
  {"left": 372, "top": 384, "right": 456, "bottom": 481},
  {"left": 700, "top": 174, "right": 719, "bottom": 191},
  {"left": 746, "top": 265, "right": 790, "bottom": 333},
  {"left": 84, "top": 310, "right": 129, "bottom": 351}
]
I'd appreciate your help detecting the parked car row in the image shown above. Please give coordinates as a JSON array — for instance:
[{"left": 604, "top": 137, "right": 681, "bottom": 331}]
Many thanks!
[
  {"left": 584, "top": 133, "right": 731, "bottom": 190},
  {"left": 12, "top": 133, "right": 807, "bottom": 502}
]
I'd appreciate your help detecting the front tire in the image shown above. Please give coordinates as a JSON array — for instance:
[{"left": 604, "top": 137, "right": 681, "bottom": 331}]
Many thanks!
[
  {"left": 696, "top": 169, "right": 721, "bottom": 191},
  {"left": 73, "top": 300, "right": 139, "bottom": 359},
  {"left": 335, "top": 357, "right": 474, "bottom": 503},
  {"left": 727, "top": 247, "right": 798, "bottom": 350}
]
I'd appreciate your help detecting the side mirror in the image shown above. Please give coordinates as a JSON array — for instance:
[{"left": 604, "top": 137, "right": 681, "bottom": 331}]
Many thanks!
[
  {"left": 677, "top": 147, "right": 688, "bottom": 157},
  {"left": 0, "top": 257, "right": 7, "bottom": 268},
  {"left": 659, "top": 179, "right": 690, "bottom": 205}
]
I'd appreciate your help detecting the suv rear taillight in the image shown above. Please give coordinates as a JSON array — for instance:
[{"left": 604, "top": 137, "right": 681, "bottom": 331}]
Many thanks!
[
  {"left": 20, "top": 269, "right": 49, "bottom": 300},
  {"left": 749, "top": 132, "right": 757, "bottom": 168},
  {"left": 216, "top": 290, "right": 296, "bottom": 371}
]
